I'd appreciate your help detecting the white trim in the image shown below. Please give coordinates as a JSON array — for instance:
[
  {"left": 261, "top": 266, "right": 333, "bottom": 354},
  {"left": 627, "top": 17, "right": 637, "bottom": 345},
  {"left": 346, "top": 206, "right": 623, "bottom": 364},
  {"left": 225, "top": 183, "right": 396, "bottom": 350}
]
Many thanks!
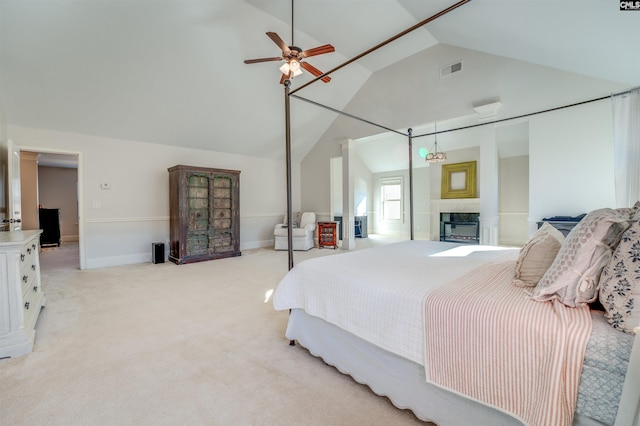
[
  {"left": 85, "top": 213, "right": 284, "bottom": 224},
  {"left": 15, "top": 145, "right": 85, "bottom": 269},
  {"left": 86, "top": 216, "right": 169, "bottom": 224}
]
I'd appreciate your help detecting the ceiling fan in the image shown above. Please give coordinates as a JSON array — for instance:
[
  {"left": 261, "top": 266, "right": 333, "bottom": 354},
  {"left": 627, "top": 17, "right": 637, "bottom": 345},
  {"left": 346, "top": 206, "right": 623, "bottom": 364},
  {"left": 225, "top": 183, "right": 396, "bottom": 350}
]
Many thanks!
[{"left": 243, "top": 0, "right": 335, "bottom": 84}]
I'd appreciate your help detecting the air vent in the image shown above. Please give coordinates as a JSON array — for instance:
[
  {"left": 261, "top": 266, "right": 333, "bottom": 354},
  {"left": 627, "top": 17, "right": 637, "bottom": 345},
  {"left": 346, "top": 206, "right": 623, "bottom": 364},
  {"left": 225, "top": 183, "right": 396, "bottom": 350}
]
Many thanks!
[{"left": 440, "top": 61, "right": 463, "bottom": 78}]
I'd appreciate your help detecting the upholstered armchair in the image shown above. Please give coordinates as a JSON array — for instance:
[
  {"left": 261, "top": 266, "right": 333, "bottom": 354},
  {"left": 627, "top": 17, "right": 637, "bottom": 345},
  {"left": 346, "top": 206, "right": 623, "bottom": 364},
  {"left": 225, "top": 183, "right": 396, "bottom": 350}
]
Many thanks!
[{"left": 274, "top": 212, "right": 316, "bottom": 251}]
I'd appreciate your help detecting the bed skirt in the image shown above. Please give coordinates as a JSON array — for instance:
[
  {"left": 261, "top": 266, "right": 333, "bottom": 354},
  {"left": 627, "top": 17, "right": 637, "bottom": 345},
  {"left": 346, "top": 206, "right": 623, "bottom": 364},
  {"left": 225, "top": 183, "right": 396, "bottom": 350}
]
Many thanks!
[{"left": 286, "top": 309, "right": 606, "bottom": 426}]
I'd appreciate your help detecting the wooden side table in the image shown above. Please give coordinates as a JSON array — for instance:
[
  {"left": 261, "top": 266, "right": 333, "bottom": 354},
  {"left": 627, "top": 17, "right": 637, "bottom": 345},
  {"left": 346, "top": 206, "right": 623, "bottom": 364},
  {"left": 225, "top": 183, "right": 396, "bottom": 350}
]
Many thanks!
[{"left": 318, "top": 221, "right": 338, "bottom": 249}]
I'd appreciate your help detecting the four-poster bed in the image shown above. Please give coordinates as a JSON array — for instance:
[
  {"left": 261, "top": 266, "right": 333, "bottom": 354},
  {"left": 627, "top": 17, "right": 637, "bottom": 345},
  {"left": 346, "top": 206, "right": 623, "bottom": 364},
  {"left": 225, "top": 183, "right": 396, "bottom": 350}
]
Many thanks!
[{"left": 252, "top": 1, "right": 640, "bottom": 425}]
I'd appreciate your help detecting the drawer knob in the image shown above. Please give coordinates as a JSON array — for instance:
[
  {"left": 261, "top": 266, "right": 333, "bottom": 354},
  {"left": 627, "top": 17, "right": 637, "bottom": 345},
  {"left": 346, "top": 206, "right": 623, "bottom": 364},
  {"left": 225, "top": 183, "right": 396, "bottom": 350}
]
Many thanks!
[
  {"left": 33, "top": 285, "right": 38, "bottom": 292},
  {"left": 24, "top": 302, "right": 30, "bottom": 310},
  {"left": 20, "top": 254, "right": 25, "bottom": 261},
  {"left": 32, "top": 243, "right": 36, "bottom": 249},
  {"left": 32, "top": 264, "right": 36, "bottom": 270},
  {"left": 22, "top": 275, "right": 28, "bottom": 283},
  {"left": 27, "top": 248, "right": 31, "bottom": 254}
]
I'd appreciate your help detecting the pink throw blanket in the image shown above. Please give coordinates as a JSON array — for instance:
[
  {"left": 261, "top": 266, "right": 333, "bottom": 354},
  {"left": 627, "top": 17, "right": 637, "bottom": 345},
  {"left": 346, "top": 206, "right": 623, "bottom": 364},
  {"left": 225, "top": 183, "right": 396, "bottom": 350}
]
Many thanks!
[{"left": 423, "top": 259, "right": 592, "bottom": 426}]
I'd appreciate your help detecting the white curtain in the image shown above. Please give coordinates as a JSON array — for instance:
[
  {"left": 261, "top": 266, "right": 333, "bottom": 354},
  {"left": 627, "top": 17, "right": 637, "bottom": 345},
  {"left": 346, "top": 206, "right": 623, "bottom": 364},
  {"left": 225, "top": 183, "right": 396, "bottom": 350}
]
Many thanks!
[{"left": 612, "top": 87, "right": 640, "bottom": 208}]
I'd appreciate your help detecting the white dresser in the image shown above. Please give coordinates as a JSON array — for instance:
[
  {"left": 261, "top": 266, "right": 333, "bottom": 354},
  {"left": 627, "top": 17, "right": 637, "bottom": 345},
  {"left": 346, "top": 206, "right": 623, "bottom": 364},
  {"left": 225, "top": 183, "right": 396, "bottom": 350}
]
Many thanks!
[{"left": 0, "top": 230, "right": 45, "bottom": 358}]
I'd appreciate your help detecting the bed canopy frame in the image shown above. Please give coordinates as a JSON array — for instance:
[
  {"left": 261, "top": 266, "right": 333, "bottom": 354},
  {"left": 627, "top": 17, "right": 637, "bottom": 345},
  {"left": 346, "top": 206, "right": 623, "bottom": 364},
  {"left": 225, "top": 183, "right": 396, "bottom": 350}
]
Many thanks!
[
  {"left": 277, "top": 0, "right": 633, "bottom": 271},
  {"left": 281, "top": 0, "right": 471, "bottom": 270}
]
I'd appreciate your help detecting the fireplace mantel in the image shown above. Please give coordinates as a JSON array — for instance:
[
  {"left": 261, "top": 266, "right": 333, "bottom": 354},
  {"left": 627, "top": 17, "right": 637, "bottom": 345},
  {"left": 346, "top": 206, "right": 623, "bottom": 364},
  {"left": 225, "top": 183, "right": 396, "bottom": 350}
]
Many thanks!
[
  {"left": 434, "top": 198, "right": 480, "bottom": 214},
  {"left": 430, "top": 198, "right": 480, "bottom": 241}
]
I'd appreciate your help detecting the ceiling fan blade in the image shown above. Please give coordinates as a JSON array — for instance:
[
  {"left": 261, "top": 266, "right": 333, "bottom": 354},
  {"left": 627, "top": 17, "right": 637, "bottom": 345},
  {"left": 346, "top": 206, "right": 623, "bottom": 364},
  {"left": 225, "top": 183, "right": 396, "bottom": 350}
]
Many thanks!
[
  {"left": 301, "top": 44, "right": 335, "bottom": 58},
  {"left": 266, "top": 32, "right": 290, "bottom": 54},
  {"left": 279, "top": 71, "right": 291, "bottom": 85},
  {"left": 300, "top": 61, "right": 331, "bottom": 83},
  {"left": 244, "top": 57, "right": 282, "bottom": 64}
]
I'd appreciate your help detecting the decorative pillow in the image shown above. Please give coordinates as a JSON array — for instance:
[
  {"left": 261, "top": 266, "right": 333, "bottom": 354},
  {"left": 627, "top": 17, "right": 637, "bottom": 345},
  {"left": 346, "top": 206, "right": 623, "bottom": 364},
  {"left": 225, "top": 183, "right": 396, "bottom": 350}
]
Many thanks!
[
  {"left": 599, "top": 221, "right": 640, "bottom": 334},
  {"left": 513, "top": 222, "right": 565, "bottom": 287},
  {"left": 532, "top": 208, "right": 631, "bottom": 307},
  {"left": 615, "top": 200, "right": 640, "bottom": 220},
  {"left": 283, "top": 212, "right": 302, "bottom": 228}
]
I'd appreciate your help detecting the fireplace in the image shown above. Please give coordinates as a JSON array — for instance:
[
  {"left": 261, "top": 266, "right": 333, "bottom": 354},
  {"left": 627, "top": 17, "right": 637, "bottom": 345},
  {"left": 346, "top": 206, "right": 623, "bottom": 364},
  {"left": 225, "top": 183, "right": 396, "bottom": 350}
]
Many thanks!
[{"left": 440, "top": 212, "right": 480, "bottom": 244}]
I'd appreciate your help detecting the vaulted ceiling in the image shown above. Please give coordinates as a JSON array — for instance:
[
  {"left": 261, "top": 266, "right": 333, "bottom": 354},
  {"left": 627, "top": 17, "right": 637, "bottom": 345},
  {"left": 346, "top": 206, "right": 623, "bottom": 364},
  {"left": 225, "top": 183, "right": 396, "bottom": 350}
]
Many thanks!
[{"left": 1, "top": 0, "right": 638, "bottom": 165}]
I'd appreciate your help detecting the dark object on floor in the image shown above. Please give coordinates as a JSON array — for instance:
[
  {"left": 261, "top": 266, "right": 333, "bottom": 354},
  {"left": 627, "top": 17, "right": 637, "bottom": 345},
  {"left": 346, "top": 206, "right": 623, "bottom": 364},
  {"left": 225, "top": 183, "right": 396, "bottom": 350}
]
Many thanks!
[
  {"left": 152, "top": 242, "right": 165, "bottom": 264},
  {"left": 39, "top": 208, "right": 61, "bottom": 247}
]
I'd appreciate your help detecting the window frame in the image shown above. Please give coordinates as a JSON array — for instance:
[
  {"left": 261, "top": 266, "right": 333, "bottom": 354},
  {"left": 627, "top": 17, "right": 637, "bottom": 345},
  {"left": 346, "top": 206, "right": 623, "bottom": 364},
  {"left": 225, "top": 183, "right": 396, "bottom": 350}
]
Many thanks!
[{"left": 380, "top": 176, "right": 403, "bottom": 223}]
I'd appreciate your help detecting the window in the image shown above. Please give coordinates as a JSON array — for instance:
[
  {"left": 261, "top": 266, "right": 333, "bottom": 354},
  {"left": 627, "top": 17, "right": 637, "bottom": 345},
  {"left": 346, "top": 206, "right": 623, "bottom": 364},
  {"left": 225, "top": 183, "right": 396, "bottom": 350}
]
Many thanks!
[{"left": 380, "top": 177, "right": 403, "bottom": 222}]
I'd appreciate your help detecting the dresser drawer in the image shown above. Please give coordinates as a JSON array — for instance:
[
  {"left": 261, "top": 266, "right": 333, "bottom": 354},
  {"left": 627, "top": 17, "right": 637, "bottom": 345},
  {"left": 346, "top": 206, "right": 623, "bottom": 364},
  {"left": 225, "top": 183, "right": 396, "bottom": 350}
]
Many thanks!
[
  {"left": 21, "top": 240, "right": 37, "bottom": 256},
  {"left": 19, "top": 245, "right": 39, "bottom": 296},
  {"left": 22, "top": 281, "right": 43, "bottom": 332},
  {"left": 19, "top": 242, "right": 38, "bottom": 271},
  {"left": 22, "top": 272, "right": 40, "bottom": 299}
]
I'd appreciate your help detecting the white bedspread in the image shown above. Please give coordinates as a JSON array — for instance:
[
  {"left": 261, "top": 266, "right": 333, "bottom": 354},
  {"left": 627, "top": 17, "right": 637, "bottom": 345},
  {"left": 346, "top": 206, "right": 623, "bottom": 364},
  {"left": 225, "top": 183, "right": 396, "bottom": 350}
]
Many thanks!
[{"left": 273, "top": 240, "right": 517, "bottom": 365}]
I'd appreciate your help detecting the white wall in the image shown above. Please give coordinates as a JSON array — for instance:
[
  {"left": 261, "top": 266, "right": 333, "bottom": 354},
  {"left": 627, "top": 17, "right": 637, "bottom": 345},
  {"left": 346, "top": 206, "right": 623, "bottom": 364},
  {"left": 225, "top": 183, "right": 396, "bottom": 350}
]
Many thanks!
[
  {"left": 328, "top": 148, "right": 373, "bottom": 237},
  {"left": 8, "top": 125, "right": 298, "bottom": 268},
  {"left": 499, "top": 155, "right": 529, "bottom": 246},
  {"left": 352, "top": 152, "right": 372, "bottom": 220},
  {"left": 528, "top": 100, "right": 616, "bottom": 232}
]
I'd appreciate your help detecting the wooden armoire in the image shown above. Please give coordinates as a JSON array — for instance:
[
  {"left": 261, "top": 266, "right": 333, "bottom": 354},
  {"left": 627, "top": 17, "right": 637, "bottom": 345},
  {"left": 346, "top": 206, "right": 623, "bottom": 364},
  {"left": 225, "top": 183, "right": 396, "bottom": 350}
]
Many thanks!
[{"left": 168, "top": 165, "right": 241, "bottom": 264}]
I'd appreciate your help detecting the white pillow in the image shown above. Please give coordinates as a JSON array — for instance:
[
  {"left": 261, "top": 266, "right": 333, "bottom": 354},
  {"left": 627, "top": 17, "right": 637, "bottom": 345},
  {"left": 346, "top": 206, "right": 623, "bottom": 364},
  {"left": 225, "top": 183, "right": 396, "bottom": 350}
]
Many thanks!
[
  {"left": 599, "top": 221, "right": 640, "bottom": 334},
  {"left": 513, "top": 222, "right": 565, "bottom": 287},
  {"left": 532, "top": 208, "right": 631, "bottom": 307}
]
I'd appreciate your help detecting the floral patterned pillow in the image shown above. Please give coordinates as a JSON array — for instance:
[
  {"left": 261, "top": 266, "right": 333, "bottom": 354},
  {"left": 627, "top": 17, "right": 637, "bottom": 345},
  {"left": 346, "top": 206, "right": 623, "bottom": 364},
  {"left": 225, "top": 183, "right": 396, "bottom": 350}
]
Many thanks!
[
  {"left": 532, "top": 208, "right": 631, "bottom": 307},
  {"left": 599, "top": 221, "right": 640, "bottom": 334}
]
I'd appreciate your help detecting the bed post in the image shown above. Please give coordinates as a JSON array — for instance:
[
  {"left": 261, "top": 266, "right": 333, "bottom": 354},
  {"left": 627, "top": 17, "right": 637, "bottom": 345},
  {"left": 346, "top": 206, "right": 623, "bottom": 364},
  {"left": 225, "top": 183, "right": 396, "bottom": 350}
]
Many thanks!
[
  {"left": 284, "top": 79, "right": 294, "bottom": 272},
  {"left": 408, "top": 128, "right": 414, "bottom": 240},
  {"left": 615, "top": 326, "right": 640, "bottom": 425},
  {"left": 285, "top": 78, "right": 297, "bottom": 347}
]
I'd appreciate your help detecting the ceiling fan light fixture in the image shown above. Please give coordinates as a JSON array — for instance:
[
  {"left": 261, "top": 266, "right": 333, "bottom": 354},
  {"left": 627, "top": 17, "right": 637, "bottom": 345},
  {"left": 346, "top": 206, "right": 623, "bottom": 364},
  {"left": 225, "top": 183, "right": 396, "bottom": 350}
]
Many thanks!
[
  {"left": 279, "top": 60, "right": 303, "bottom": 78},
  {"left": 290, "top": 60, "right": 303, "bottom": 76}
]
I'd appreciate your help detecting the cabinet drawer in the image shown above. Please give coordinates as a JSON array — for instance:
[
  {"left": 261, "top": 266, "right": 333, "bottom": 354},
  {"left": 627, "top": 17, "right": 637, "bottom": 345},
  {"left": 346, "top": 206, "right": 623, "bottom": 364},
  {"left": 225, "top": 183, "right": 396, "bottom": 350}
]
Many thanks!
[
  {"left": 22, "top": 273, "right": 40, "bottom": 299},
  {"left": 19, "top": 243, "right": 37, "bottom": 268},
  {"left": 19, "top": 244, "right": 39, "bottom": 296},
  {"left": 22, "top": 283, "right": 43, "bottom": 331}
]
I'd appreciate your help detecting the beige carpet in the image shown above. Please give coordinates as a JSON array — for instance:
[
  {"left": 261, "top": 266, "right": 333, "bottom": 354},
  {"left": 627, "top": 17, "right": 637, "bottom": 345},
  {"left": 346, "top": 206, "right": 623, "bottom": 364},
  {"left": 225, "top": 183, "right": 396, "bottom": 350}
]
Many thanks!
[{"left": 1, "top": 237, "right": 431, "bottom": 426}]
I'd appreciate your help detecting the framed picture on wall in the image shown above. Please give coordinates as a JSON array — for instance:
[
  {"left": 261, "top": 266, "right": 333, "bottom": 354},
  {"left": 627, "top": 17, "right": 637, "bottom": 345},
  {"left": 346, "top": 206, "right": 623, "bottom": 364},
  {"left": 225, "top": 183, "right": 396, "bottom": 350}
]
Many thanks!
[{"left": 441, "top": 161, "right": 477, "bottom": 199}]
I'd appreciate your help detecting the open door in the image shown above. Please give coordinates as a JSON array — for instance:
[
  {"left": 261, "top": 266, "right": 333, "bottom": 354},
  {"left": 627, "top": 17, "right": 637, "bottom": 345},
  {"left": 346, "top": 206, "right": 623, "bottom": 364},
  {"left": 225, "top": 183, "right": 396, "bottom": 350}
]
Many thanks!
[
  {"left": 0, "top": 100, "right": 22, "bottom": 231},
  {"left": 3, "top": 140, "right": 22, "bottom": 231}
]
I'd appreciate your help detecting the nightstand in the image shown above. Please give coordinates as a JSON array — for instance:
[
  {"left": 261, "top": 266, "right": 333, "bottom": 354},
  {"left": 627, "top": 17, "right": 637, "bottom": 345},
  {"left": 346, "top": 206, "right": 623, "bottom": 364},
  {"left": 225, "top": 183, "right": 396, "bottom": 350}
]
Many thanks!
[{"left": 318, "top": 221, "right": 338, "bottom": 249}]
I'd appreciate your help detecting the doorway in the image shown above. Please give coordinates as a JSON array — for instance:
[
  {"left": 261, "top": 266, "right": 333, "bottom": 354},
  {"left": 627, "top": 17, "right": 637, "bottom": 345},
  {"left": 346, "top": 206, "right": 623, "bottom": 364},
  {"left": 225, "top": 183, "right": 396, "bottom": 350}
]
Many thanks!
[{"left": 20, "top": 149, "right": 84, "bottom": 270}]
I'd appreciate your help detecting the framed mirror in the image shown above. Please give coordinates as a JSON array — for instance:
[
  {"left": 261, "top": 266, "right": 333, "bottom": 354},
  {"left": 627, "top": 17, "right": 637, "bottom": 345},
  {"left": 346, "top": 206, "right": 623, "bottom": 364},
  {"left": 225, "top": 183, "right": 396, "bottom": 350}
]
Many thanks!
[{"left": 441, "top": 161, "right": 477, "bottom": 199}]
